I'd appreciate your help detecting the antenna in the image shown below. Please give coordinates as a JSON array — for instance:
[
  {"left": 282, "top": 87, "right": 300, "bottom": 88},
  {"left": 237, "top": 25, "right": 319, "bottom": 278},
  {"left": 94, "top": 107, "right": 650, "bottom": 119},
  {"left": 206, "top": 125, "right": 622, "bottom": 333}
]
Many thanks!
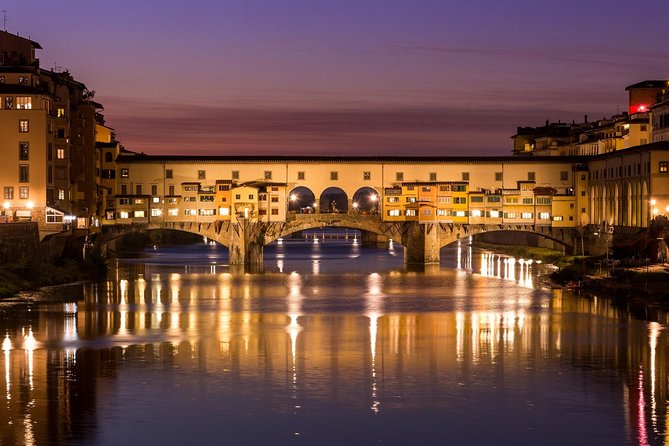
[{"left": 2, "top": 11, "right": 7, "bottom": 31}]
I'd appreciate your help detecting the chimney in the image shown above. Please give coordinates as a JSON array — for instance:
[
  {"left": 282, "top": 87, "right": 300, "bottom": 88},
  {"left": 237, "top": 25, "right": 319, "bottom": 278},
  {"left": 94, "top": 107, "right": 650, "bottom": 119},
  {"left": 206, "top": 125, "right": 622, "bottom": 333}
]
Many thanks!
[{"left": 584, "top": 114, "right": 588, "bottom": 123}]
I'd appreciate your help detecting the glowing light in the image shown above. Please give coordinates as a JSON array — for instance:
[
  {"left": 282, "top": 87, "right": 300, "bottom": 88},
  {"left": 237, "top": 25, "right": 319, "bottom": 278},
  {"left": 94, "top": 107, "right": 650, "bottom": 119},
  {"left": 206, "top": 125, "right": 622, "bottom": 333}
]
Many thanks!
[
  {"left": 353, "top": 202, "right": 359, "bottom": 209},
  {"left": 370, "top": 194, "right": 378, "bottom": 203},
  {"left": 650, "top": 199, "right": 657, "bottom": 206},
  {"left": 290, "top": 194, "right": 297, "bottom": 201},
  {"left": 26, "top": 201, "right": 34, "bottom": 209},
  {"left": 2, "top": 201, "right": 9, "bottom": 209}
]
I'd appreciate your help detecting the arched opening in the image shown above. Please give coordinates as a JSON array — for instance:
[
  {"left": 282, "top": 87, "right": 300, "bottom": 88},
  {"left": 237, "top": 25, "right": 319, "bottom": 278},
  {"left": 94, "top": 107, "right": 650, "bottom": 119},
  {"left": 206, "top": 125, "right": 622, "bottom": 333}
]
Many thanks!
[
  {"left": 352, "top": 187, "right": 380, "bottom": 214},
  {"left": 287, "top": 186, "right": 317, "bottom": 214},
  {"left": 319, "top": 187, "right": 348, "bottom": 214},
  {"left": 642, "top": 181, "right": 649, "bottom": 226}
]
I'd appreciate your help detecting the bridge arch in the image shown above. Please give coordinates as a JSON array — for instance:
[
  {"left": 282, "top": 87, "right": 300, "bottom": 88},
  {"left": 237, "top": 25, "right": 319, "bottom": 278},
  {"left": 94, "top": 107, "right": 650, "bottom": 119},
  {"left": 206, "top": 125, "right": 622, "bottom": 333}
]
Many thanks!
[
  {"left": 319, "top": 187, "right": 349, "bottom": 214},
  {"left": 288, "top": 186, "right": 317, "bottom": 213},
  {"left": 352, "top": 187, "right": 380, "bottom": 214},
  {"left": 437, "top": 225, "right": 574, "bottom": 252}
]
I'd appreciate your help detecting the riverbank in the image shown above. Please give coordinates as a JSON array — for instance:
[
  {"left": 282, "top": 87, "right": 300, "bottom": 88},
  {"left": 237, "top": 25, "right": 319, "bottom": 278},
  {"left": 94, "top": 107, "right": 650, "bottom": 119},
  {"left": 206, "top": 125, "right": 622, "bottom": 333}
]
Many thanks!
[
  {"left": 471, "top": 241, "right": 575, "bottom": 267},
  {"left": 0, "top": 256, "right": 106, "bottom": 298}
]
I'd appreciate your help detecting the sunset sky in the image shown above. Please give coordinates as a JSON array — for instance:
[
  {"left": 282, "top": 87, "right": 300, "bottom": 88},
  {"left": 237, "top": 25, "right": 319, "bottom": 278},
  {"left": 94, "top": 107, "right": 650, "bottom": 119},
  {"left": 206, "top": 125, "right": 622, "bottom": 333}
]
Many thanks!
[{"left": 5, "top": 0, "right": 668, "bottom": 156}]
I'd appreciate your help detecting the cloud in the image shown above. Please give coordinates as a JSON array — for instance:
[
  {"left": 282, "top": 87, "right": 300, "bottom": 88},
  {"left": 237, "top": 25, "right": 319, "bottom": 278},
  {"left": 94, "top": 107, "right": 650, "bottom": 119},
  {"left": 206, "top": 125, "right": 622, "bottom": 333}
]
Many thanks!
[{"left": 101, "top": 97, "right": 590, "bottom": 156}]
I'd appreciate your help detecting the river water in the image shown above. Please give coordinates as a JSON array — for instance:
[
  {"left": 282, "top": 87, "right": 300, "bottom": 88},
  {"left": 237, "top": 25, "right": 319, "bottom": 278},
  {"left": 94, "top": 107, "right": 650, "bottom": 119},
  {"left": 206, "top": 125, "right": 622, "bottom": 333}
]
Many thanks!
[{"left": 0, "top": 237, "right": 668, "bottom": 445}]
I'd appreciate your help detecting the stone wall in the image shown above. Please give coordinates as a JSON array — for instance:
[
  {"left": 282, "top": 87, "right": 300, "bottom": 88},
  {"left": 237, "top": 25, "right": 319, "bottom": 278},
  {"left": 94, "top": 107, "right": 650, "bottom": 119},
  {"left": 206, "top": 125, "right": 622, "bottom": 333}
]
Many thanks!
[{"left": 0, "top": 223, "right": 41, "bottom": 267}]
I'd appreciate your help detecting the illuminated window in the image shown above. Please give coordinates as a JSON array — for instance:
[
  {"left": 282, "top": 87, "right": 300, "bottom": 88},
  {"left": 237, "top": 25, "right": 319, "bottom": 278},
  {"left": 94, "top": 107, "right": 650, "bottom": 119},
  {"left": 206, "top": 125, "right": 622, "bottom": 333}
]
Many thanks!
[
  {"left": 455, "top": 211, "right": 466, "bottom": 217},
  {"left": 387, "top": 209, "right": 400, "bottom": 217},
  {"left": 198, "top": 208, "right": 215, "bottom": 216},
  {"left": 539, "top": 212, "right": 550, "bottom": 219},
  {"left": 436, "top": 209, "right": 447, "bottom": 216},
  {"left": 489, "top": 210, "right": 500, "bottom": 218},
  {"left": 133, "top": 210, "right": 145, "bottom": 218},
  {"left": 151, "top": 208, "right": 161, "bottom": 217},
  {"left": 57, "top": 148, "right": 65, "bottom": 159},
  {"left": 219, "top": 207, "right": 230, "bottom": 216},
  {"left": 119, "top": 211, "right": 129, "bottom": 219},
  {"left": 660, "top": 161, "right": 668, "bottom": 173},
  {"left": 58, "top": 189, "right": 65, "bottom": 200},
  {"left": 405, "top": 209, "right": 416, "bottom": 216},
  {"left": 4, "top": 96, "right": 12, "bottom": 109},
  {"left": 553, "top": 216, "right": 563, "bottom": 221},
  {"left": 387, "top": 197, "right": 399, "bottom": 203},
  {"left": 471, "top": 209, "right": 482, "bottom": 217},
  {"left": 504, "top": 212, "right": 516, "bottom": 219},
  {"left": 57, "top": 108, "right": 65, "bottom": 117},
  {"left": 4, "top": 187, "right": 13, "bottom": 199},
  {"left": 133, "top": 198, "right": 144, "bottom": 204},
  {"left": 19, "top": 120, "right": 29, "bottom": 133},
  {"left": 168, "top": 208, "right": 179, "bottom": 216},
  {"left": 521, "top": 212, "right": 533, "bottom": 219},
  {"left": 120, "top": 168, "right": 129, "bottom": 178},
  {"left": 16, "top": 97, "right": 32, "bottom": 109},
  {"left": 19, "top": 187, "right": 28, "bottom": 199},
  {"left": 18, "top": 76, "right": 28, "bottom": 84}
]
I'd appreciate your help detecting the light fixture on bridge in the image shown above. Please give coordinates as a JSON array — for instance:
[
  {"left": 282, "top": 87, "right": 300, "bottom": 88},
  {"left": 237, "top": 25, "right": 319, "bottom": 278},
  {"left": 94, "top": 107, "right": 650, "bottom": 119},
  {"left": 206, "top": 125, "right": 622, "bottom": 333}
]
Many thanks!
[
  {"left": 26, "top": 201, "right": 34, "bottom": 209},
  {"left": 290, "top": 194, "right": 297, "bottom": 201},
  {"left": 370, "top": 194, "right": 378, "bottom": 203},
  {"left": 353, "top": 202, "right": 359, "bottom": 209},
  {"left": 2, "top": 201, "right": 9, "bottom": 209}
]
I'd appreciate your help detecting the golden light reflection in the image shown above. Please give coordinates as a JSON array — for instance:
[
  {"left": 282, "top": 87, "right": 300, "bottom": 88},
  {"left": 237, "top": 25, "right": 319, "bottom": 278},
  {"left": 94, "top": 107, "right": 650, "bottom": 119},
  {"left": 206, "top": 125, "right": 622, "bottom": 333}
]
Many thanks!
[
  {"left": 649, "top": 322, "right": 661, "bottom": 431},
  {"left": 3, "top": 333, "right": 11, "bottom": 400},
  {"left": 365, "top": 273, "right": 384, "bottom": 414}
]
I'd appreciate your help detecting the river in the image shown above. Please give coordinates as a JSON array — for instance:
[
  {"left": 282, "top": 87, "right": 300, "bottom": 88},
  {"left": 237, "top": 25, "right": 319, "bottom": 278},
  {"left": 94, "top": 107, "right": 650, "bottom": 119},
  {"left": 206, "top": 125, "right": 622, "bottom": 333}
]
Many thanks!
[{"left": 0, "top": 237, "right": 667, "bottom": 445}]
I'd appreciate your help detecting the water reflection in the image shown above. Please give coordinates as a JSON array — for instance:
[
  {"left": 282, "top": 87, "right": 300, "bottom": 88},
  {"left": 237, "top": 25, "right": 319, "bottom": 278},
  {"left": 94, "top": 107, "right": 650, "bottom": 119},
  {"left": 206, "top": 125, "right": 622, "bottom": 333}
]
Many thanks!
[{"left": 0, "top": 245, "right": 668, "bottom": 444}]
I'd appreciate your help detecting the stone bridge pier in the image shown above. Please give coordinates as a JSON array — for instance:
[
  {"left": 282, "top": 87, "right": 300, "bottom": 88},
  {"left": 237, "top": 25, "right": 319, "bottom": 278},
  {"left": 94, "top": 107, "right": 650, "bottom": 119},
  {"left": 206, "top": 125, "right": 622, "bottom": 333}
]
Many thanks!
[{"left": 401, "top": 222, "right": 441, "bottom": 265}]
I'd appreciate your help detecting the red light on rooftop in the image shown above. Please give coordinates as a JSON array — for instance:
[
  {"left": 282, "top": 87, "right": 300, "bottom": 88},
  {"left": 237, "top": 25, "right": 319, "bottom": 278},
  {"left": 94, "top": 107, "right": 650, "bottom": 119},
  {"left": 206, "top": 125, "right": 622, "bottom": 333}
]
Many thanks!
[{"left": 630, "top": 104, "right": 648, "bottom": 113}]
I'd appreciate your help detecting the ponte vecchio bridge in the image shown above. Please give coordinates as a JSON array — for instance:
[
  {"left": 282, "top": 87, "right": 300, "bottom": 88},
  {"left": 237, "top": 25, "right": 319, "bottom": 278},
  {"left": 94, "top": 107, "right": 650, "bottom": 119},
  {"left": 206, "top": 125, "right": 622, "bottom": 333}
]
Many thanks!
[{"left": 95, "top": 144, "right": 669, "bottom": 266}]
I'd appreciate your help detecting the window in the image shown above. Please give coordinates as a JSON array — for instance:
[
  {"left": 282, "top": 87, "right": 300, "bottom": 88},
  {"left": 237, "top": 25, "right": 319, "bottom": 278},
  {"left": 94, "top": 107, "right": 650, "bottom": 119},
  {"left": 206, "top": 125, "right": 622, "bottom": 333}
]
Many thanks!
[
  {"left": 133, "top": 210, "right": 145, "bottom": 218},
  {"left": 258, "top": 209, "right": 267, "bottom": 216},
  {"left": 271, "top": 208, "right": 279, "bottom": 215},
  {"left": 470, "top": 196, "right": 484, "bottom": 203},
  {"left": 454, "top": 197, "right": 466, "bottom": 204},
  {"left": 198, "top": 170, "right": 206, "bottom": 179},
  {"left": 387, "top": 209, "right": 401, "bottom": 217},
  {"left": 4, "top": 187, "right": 13, "bottom": 199},
  {"left": 57, "top": 189, "right": 64, "bottom": 200},
  {"left": 536, "top": 197, "right": 551, "bottom": 205},
  {"left": 330, "top": 171, "right": 338, "bottom": 181},
  {"left": 487, "top": 196, "right": 500, "bottom": 203},
  {"left": 57, "top": 108, "right": 65, "bottom": 118},
  {"left": 271, "top": 196, "right": 279, "bottom": 203},
  {"left": 4, "top": 97, "right": 13, "bottom": 109},
  {"left": 46, "top": 208, "right": 64, "bottom": 224},
  {"left": 521, "top": 212, "right": 533, "bottom": 219},
  {"left": 439, "top": 185, "right": 450, "bottom": 192},
  {"left": 165, "top": 169, "right": 173, "bottom": 179},
  {"left": 118, "top": 198, "right": 130, "bottom": 205},
  {"left": 522, "top": 198, "right": 533, "bottom": 204},
  {"left": 553, "top": 216, "right": 563, "bottom": 222},
  {"left": 18, "top": 76, "right": 28, "bottom": 84},
  {"left": 183, "top": 197, "right": 196, "bottom": 202},
  {"left": 560, "top": 171, "right": 568, "bottom": 181},
  {"left": 57, "top": 148, "right": 65, "bottom": 159},
  {"left": 422, "top": 209, "right": 432, "bottom": 216},
  {"left": 15, "top": 96, "right": 32, "bottom": 110},
  {"left": 471, "top": 210, "right": 482, "bottom": 217},
  {"left": 660, "top": 161, "right": 669, "bottom": 173},
  {"left": 184, "top": 209, "right": 196, "bottom": 216},
  {"left": 396, "top": 172, "right": 404, "bottom": 181},
  {"left": 151, "top": 208, "right": 162, "bottom": 217},
  {"left": 120, "top": 168, "right": 129, "bottom": 178},
  {"left": 462, "top": 172, "right": 469, "bottom": 181},
  {"left": 438, "top": 196, "right": 451, "bottom": 203},
  {"left": 421, "top": 186, "right": 431, "bottom": 192},
  {"left": 19, "top": 142, "right": 29, "bottom": 160},
  {"left": 581, "top": 191, "right": 586, "bottom": 196},
  {"left": 119, "top": 211, "right": 130, "bottom": 219},
  {"left": 297, "top": 171, "right": 305, "bottom": 180},
  {"left": 219, "top": 207, "right": 230, "bottom": 216},
  {"left": 151, "top": 185, "right": 158, "bottom": 195},
  {"left": 0, "top": 76, "right": 4, "bottom": 83},
  {"left": 387, "top": 197, "right": 399, "bottom": 203},
  {"left": 120, "top": 185, "right": 127, "bottom": 195},
  {"left": 235, "top": 194, "right": 241, "bottom": 200},
  {"left": 488, "top": 210, "right": 500, "bottom": 218},
  {"left": 437, "top": 209, "right": 447, "bottom": 216},
  {"left": 152, "top": 197, "right": 160, "bottom": 203},
  {"left": 248, "top": 194, "right": 254, "bottom": 200},
  {"left": 232, "top": 170, "right": 239, "bottom": 180},
  {"left": 56, "top": 128, "right": 65, "bottom": 138},
  {"left": 19, "top": 165, "right": 29, "bottom": 182},
  {"left": 505, "top": 197, "right": 518, "bottom": 204},
  {"left": 405, "top": 209, "right": 416, "bottom": 216},
  {"left": 429, "top": 172, "right": 437, "bottom": 181},
  {"left": 539, "top": 212, "right": 550, "bottom": 220},
  {"left": 18, "top": 187, "right": 29, "bottom": 199},
  {"left": 168, "top": 185, "right": 175, "bottom": 195},
  {"left": 581, "top": 174, "right": 586, "bottom": 181},
  {"left": 495, "top": 172, "right": 503, "bottom": 181},
  {"left": 19, "top": 120, "right": 29, "bottom": 133},
  {"left": 135, "top": 185, "right": 142, "bottom": 195},
  {"left": 200, "top": 195, "right": 214, "bottom": 202},
  {"left": 363, "top": 171, "right": 371, "bottom": 180},
  {"left": 104, "top": 152, "right": 112, "bottom": 163},
  {"left": 528, "top": 172, "right": 536, "bottom": 181},
  {"left": 198, "top": 209, "right": 215, "bottom": 216},
  {"left": 406, "top": 197, "right": 417, "bottom": 203},
  {"left": 504, "top": 212, "right": 517, "bottom": 219},
  {"left": 264, "top": 171, "right": 272, "bottom": 180}
]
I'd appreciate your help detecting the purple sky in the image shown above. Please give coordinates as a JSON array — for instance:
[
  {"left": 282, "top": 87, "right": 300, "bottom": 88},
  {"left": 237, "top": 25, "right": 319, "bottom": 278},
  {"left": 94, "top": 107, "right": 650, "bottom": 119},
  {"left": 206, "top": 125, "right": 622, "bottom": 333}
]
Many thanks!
[{"left": 5, "top": 0, "right": 668, "bottom": 155}]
